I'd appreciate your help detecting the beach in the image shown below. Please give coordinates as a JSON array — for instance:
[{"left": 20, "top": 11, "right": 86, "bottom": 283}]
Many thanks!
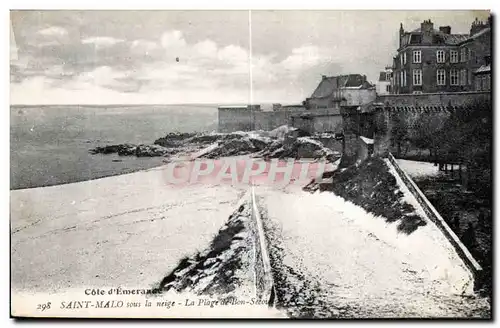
[{"left": 11, "top": 164, "right": 246, "bottom": 293}]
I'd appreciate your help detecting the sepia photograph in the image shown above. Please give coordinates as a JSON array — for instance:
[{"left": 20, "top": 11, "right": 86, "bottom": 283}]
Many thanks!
[{"left": 9, "top": 9, "right": 492, "bottom": 319}]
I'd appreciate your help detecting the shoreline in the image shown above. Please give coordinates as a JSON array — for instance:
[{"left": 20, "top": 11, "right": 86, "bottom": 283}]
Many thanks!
[{"left": 10, "top": 159, "right": 168, "bottom": 192}]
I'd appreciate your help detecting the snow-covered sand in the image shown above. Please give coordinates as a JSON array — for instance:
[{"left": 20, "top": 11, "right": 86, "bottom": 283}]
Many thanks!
[
  {"left": 11, "top": 164, "right": 246, "bottom": 293},
  {"left": 256, "top": 182, "right": 487, "bottom": 317},
  {"left": 396, "top": 159, "right": 441, "bottom": 179},
  {"left": 11, "top": 155, "right": 488, "bottom": 317}
]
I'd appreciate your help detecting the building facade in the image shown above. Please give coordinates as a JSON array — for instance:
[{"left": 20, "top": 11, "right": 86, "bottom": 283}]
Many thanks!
[
  {"left": 376, "top": 67, "right": 393, "bottom": 95},
  {"left": 392, "top": 17, "right": 491, "bottom": 94},
  {"left": 305, "top": 74, "right": 376, "bottom": 109}
]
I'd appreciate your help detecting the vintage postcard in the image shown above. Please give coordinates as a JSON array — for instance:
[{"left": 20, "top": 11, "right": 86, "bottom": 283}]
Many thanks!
[{"left": 10, "top": 10, "right": 492, "bottom": 319}]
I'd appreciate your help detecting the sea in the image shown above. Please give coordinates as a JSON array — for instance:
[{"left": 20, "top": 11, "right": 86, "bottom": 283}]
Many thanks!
[{"left": 10, "top": 104, "right": 219, "bottom": 190}]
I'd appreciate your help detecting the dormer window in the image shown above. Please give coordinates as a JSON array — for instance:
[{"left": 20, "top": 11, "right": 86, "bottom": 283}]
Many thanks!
[
  {"left": 433, "top": 35, "right": 445, "bottom": 44},
  {"left": 410, "top": 34, "right": 422, "bottom": 44}
]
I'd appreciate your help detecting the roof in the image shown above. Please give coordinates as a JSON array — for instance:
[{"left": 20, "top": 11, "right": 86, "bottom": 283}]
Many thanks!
[
  {"left": 470, "top": 27, "right": 491, "bottom": 40},
  {"left": 442, "top": 33, "right": 469, "bottom": 45},
  {"left": 405, "top": 28, "right": 469, "bottom": 45},
  {"left": 310, "top": 74, "right": 374, "bottom": 99},
  {"left": 474, "top": 64, "right": 491, "bottom": 74}
]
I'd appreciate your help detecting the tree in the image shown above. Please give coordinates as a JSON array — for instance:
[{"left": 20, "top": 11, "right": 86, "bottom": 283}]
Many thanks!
[
  {"left": 411, "top": 114, "right": 445, "bottom": 160},
  {"left": 391, "top": 112, "right": 408, "bottom": 157}
]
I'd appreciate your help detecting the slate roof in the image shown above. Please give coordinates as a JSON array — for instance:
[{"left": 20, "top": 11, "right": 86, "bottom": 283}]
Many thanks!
[
  {"left": 470, "top": 27, "right": 491, "bottom": 40},
  {"left": 310, "top": 74, "right": 374, "bottom": 99},
  {"left": 474, "top": 64, "right": 491, "bottom": 74},
  {"left": 407, "top": 28, "right": 469, "bottom": 45},
  {"left": 442, "top": 33, "right": 470, "bottom": 45}
]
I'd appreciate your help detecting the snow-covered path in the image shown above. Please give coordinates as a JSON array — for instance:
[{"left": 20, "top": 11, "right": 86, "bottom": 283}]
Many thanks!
[{"left": 256, "top": 186, "right": 489, "bottom": 318}]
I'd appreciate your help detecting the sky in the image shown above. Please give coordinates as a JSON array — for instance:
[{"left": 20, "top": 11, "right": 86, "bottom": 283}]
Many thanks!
[{"left": 10, "top": 10, "right": 490, "bottom": 105}]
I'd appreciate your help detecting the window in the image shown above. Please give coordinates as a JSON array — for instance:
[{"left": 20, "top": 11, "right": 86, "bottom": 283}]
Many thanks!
[
  {"left": 436, "top": 50, "right": 445, "bottom": 63},
  {"left": 413, "top": 69, "right": 422, "bottom": 85},
  {"left": 400, "top": 54, "right": 403, "bottom": 66},
  {"left": 386, "top": 72, "right": 391, "bottom": 81},
  {"left": 484, "top": 75, "right": 491, "bottom": 91},
  {"left": 403, "top": 53, "right": 407, "bottom": 65},
  {"left": 468, "top": 70, "right": 472, "bottom": 85},
  {"left": 403, "top": 70, "right": 407, "bottom": 86},
  {"left": 450, "top": 69, "right": 459, "bottom": 85},
  {"left": 386, "top": 85, "right": 390, "bottom": 93},
  {"left": 475, "top": 76, "right": 482, "bottom": 91},
  {"left": 450, "top": 50, "right": 458, "bottom": 63},
  {"left": 460, "top": 47, "right": 467, "bottom": 62},
  {"left": 460, "top": 69, "right": 467, "bottom": 86},
  {"left": 437, "top": 69, "right": 446, "bottom": 86},
  {"left": 400, "top": 71, "right": 403, "bottom": 86},
  {"left": 413, "top": 50, "right": 421, "bottom": 63},
  {"left": 413, "top": 91, "right": 423, "bottom": 94}
]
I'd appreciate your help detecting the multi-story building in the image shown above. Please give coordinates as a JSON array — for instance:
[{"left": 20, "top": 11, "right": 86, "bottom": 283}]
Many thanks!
[
  {"left": 392, "top": 17, "right": 491, "bottom": 94},
  {"left": 376, "top": 66, "right": 393, "bottom": 95},
  {"left": 305, "top": 74, "right": 376, "bottom": 109}
]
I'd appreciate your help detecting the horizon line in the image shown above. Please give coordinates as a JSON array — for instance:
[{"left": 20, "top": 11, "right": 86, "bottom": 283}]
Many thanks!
[{"left": 10, "top": 101, "right": 304, "bottom": 107}]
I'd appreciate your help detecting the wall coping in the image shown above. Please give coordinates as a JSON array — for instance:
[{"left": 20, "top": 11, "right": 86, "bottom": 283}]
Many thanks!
[
  {"left": 378, "top": 91, "right": 491, "bottom": 98},
  {"left": 251, "top": 186, "right": 276, "bottom": 307}
]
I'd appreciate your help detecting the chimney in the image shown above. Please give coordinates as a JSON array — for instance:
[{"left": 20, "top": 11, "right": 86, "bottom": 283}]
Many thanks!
[
  {"left": 421, "top": 19, "right": 434, "bottom": 32},
  {"left": 321, "top": 75, "right": 328, "bottom": 81},
  {"left": 439, "top": 26, "right": 451, "bottom": 34},
  {"left": 470, "top": 17, "right": 488, "bottom": 36},
  {"left": 421, "top": 19, "right": 434, "bottom": 44}
]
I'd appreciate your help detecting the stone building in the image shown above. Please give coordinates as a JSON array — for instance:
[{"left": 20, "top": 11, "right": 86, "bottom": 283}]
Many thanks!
[
  {"left": 305, "top": 74, "right": 376, "bottom": 109},
  {"left": 392, "top": 16, "right": 492, "bottom": 94}
]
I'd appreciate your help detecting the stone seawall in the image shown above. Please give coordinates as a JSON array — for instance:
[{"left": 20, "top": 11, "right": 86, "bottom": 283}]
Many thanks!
[{"left": 377, "top": 91, "right": 491, "bottom": 107}]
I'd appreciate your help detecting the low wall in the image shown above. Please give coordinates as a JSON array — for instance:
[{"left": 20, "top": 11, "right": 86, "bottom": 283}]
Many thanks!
[
  {"left": 254, "top": 109, "right": 303, "bottom": 131},
  {"left": 377, "top": 91, "right": 491, "bottom": 107},
  {"left": 218, "top": 108, "right": 254, "bottom": 133},
  {"left": 218, "top": 107, "right": 342, "bottom": 134},
  {"left": 250, "top": 187, "right": 276, "bottom": 307},
  {"left": 387, "top": 153, "right": 483, "bottom": 289},
  {"left": 291, "top": 108, "right": 342, "bottom": 134}
]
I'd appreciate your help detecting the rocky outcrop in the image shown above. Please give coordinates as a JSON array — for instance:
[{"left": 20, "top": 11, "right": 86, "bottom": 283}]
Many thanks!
[
  {"left": 259, "top": 136, "right": 341, "bottom": 162},
  {"left": 90, "top": 126, "right": 340, "bottom": 162},
  {"left": 89, "top": 144, "right": 137, "bottom": 155},
  {"left": 153, "top": 132, "right": 197, "bottom": 148},
  {"left": 136, "top": 144, "right": 173, "bottom": 157},
  {"left": 89, "top": 143, "right": 172, "bottom": 157},
  {"left": 201, "top": 138, "right": 259, "bottom": 159}
]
